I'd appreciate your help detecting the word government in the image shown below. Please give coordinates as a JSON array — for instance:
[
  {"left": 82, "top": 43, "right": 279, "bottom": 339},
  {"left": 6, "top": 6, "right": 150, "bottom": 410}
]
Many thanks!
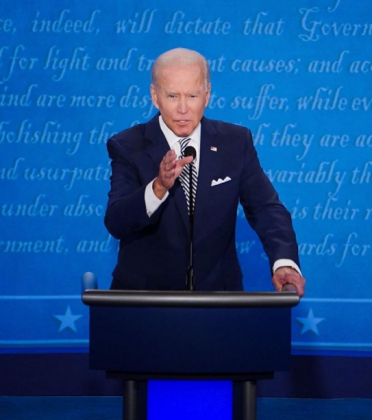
[
  {"left": 0, "top": 237, "right": 66, "bottom": 253},
  {"left": 299, "top": 7, "right": 372, "bottom": 42}
]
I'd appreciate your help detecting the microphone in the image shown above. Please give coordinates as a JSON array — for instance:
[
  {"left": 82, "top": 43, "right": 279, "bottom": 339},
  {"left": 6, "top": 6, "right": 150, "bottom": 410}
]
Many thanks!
[
  {"left": 184, "top": 146, "right": 196, "bottom": 160},
  {"left": 81, "top": 271, "right": 98, "bottom": 293}
]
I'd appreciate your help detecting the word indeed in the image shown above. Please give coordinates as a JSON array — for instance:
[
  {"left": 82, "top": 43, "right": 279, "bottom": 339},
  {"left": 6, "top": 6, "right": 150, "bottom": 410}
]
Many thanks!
[{"left": 31, "top": 9, "right": 100, "bottom": 34}]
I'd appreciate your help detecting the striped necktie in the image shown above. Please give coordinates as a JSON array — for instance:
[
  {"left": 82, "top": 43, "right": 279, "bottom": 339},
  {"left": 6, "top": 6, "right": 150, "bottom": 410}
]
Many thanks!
[{"left": 178, "top": 137, "right": 198, "bottom": 214}]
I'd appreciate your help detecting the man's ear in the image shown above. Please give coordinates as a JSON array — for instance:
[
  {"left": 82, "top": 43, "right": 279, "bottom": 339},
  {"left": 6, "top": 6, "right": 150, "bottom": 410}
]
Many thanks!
[{"left": 150, "top": 84, "right": 159, "bottom": 109}]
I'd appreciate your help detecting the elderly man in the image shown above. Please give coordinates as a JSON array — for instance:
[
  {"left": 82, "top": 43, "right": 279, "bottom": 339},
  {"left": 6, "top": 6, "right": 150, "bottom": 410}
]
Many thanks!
[{"left": 104, "top": 47, "right": 305, "bottom": 296}]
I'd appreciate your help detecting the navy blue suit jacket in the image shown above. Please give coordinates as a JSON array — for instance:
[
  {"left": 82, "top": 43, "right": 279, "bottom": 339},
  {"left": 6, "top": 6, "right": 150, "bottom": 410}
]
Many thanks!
[{"left": 104, "top": 115, "right": 299, "bottom": 291}]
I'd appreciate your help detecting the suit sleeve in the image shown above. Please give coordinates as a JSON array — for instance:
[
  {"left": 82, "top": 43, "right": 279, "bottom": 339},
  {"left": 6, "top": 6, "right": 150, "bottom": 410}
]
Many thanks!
[
  {"left": 104, "top": 136, "right": 162, "bottom": 239},
  {"left": 238, "top": 129, "right": 300, "bottom": 269}
]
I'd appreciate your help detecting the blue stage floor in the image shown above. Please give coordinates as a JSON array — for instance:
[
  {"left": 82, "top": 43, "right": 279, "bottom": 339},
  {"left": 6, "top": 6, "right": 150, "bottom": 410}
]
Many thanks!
[{"left": 0, "top": 397, "right": 371, "bottom": 420}]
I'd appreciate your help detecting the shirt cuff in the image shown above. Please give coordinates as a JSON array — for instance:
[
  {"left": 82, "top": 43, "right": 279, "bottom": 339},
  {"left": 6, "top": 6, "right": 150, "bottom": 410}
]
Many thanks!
[
  {"left": 145, "top": 179, "right": 169, "bottom": 217},
  {"left": 273, "top": 259, "right": 302, "bottom": 276}
]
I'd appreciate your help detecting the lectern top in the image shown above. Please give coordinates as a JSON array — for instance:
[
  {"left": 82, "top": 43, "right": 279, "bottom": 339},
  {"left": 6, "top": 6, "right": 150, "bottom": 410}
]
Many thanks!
[{"left": 82, "top": 290, "right": 299, "bottom": 308}]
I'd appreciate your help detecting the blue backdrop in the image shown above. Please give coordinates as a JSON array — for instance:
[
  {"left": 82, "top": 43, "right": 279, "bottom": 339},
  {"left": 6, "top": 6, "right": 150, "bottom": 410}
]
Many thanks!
[{"left": 1, "top": 0, "right": 371, "bottom": 356}]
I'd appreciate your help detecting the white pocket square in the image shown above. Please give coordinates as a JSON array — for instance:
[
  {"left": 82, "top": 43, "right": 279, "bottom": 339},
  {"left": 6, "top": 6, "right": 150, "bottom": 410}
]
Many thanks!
[{"left": 211, "top": 176, "right": 231, "bottom": 186}]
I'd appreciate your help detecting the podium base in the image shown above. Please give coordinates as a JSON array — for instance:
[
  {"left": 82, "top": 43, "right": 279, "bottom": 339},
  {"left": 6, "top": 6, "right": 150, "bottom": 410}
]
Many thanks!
[{"left": 108, "top": 373, "right": 274, "bottom": 420}]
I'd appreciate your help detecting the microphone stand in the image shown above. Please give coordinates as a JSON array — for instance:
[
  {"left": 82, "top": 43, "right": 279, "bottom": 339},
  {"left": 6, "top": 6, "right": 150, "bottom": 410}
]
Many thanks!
[
  {"left": 187, "top": 162, "right": 195, "bottom": 291},
  {"left": 184, "top": 146, "right": 196, "bottom": 292}
]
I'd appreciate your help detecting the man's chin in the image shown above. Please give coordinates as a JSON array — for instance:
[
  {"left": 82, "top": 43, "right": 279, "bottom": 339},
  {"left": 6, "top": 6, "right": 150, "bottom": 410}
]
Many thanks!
[{"left": 173, "top": 124, "right": 194, "bottom": 137}]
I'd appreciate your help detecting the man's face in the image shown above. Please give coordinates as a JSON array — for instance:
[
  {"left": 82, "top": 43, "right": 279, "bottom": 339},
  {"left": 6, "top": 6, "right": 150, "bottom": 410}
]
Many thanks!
[{"left": 150, "top": 63, "right": 211, "bottom": 137}]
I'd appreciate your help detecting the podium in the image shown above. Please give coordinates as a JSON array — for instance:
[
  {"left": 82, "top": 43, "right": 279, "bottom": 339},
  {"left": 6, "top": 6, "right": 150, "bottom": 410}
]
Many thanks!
[{"left": 82, "top": 290, "right": 299, "bottom": 420}]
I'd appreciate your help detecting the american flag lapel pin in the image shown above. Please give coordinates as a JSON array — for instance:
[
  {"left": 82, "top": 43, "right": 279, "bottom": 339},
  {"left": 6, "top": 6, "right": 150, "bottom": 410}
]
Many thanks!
[{"left": 210, "top": 146, "right": 217, "bottom": 152}]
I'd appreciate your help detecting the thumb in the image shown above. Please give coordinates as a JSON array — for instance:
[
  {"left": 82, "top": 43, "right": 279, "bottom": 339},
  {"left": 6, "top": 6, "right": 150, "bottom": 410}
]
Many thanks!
[{"left": 178, "top": 155, "right": 194, "bottom": 168}]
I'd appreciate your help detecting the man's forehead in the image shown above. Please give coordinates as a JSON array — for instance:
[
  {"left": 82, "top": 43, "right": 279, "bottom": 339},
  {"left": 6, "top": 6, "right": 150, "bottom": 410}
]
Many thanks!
[
  {"left": 163, "top": 86, "right": 204, "bottom": 93},
  {"left": 157, "top": 68, "right": 206, "bottom": 90},
  {"left": 158, "top": 63, "right": 205, "bottom": 79}
]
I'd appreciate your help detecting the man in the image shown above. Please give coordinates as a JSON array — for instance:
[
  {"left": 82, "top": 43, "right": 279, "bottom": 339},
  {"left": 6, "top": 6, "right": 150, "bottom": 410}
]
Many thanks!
[{"left": 104, "top": 47, "right": 305, "bottom": 296}]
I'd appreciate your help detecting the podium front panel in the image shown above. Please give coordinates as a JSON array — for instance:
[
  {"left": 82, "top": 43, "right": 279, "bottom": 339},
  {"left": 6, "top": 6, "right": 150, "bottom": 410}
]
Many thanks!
[{"left": 89, "top": 305, "right": 291, "bottom": 374}]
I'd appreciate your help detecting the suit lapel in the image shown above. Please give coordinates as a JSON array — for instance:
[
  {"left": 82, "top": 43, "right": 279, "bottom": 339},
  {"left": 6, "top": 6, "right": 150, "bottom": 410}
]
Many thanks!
[
  {"left": 144, "top": 114, "right": 169, "bottom": 167},
  {"left": 194, "top": 118, "right": 218, "bottom": 231}
]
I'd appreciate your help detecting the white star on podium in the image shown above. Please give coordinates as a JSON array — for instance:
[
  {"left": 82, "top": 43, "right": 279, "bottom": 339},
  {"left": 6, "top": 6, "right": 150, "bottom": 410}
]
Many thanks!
[
  {"left": 54, "top": 306, "right": 82, "bottom": 333},
  {"left": 296, "top": 309, "right": 325, "bottom": 335}
]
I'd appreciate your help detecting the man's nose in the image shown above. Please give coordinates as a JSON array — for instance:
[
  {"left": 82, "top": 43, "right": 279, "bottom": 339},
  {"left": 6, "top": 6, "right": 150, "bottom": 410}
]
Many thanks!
[{"left": 177, "top": 97, "right": 188, "bottom": 114}]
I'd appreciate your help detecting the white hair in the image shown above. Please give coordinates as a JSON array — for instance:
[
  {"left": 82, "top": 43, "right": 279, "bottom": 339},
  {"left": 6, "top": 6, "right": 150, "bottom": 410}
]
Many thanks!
[{"left": 152, "top": 48, "right": 210, "bottom": 88}]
